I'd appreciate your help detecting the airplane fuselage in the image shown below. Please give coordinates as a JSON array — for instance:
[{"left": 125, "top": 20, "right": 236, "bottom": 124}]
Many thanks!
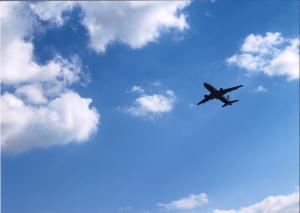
[{"left": 204, "top": 82, "right": 224, "bottom": 99}]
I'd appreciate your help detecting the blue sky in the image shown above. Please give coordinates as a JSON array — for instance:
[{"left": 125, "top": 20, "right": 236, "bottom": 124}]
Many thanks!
[{"left": 1, "top": 1, "right": 299, "bottom": 213}]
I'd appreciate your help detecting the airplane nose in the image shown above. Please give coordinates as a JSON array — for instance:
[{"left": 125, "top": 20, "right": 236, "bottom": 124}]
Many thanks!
[
  {"left": 204, "top": 82, "right": 210, "bottom": 88},
  {"left": 203, "top": 82, "right": 213, "bottom": 91}
]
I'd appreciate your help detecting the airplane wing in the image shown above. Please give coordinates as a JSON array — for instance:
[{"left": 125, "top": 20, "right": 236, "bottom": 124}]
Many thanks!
[
  {"left": 197, "top": 96, "right": 211, "bottom": 105},
  {"left": 222, "top": 85, "right": 243, "bottom": 94}
]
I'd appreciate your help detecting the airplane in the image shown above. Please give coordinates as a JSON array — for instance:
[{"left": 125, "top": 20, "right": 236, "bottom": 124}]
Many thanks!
[{"left": 197, "top": 82, "right": 243, "bottom": 107}]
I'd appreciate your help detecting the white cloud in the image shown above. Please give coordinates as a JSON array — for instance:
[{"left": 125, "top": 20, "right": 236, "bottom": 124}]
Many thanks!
[
  {"left": 30, "top": 1, "right": 75, "bottom": 26},
  {"left": 2, "top": 40, "right": 80, "bottom": 85},
  {"left": 253, "top": 85, "right": 268, "bottom": 93},
  {"left": 15, "top": 84, "right": 47, "bottom": 104},
  {"left": 227, "top": 32, "right": 299, "bottom": 80},
  {"left": 241, "top": 32, "right": 284, "bottom": 54},
  {"left": 0, "top": 1, "right": 190, "bottom": 152},
  {"left": 1, "top": 92, "right": 99, "bottom": 154},
  {"left": 214, "top": 190, "right": 299, "bottom": 213},
  {"left": 131, "top": 85, "right": 145, "bottom": 94},
  {"left": 158, "top": 193, "right": 208, "bottom": 210},
  {"left": 1, "top": 2, "right": 99, "bottom": 153},
  {"left": 80, "top": 1, "right": 190, "bottom": 52},
  {"left": 28, "top": 1, "right": 191, "bottom": 53},
  {"left": 125, "top": 86, "right": 176, "bottom": 118},
  {"left": 1, "top": 2, "right": 80, "bottom": 86}
]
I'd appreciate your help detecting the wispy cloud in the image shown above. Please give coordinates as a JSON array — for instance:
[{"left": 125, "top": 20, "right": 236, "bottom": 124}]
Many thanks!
[
  {"left": 150, "top": 80, "right": 162, "bottom": 87},
  {"left": 253, "top": 85, "right": 268, "bottom": 93},
  {"left": 227, "top": 32, "right": 299, "bottom": 80},
  {"left": 131, "top": 85, "right": 145, "bottom": 94},
  {"left": 158, "top": 193, "right": 208, "bottom": 210}
]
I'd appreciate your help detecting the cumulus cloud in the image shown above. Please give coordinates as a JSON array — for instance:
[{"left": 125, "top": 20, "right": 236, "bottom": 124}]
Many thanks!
[
  {"left": 227, "top": 32, "right": 299, "bottom": 80},
  {"left": 1, "top": 2, "right": 80, "bottom": 86},
  {"left": 158, "top": 193, "right": 208, "bottom": 210},
  {"left": 80, "top": 1, "right": 190, "bottom": 52},
  {"left": 125, "top": 86, "right": 176, "bottom": 118},
  {"left": 1, "top": 92, "right": 99, "bottom": 154},
  {"left": 28, "top": 1, "right": 191, "bottom": 52},
  {"left": 214, "top": 190, "right": 299, "bottom": 213},
  {"left": 1, "top": 2, "right": 99, "bottom": 153}
]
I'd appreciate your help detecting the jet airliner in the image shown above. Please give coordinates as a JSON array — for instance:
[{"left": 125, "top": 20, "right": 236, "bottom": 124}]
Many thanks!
[{"left": 197, "top": 82, "right": 243, "bottom": 107}]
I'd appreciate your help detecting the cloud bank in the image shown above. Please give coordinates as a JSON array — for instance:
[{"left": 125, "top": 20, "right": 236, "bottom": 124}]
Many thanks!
[
  {"left": 227, "top": 32, "right": 299, "bottom": 80},
  {"left": 214, "top": 190, "right": 299, "bottom": 213}
]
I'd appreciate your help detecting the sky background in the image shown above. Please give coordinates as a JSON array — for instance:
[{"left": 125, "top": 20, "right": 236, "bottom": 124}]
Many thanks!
[{"left": 1, "top": 1, "right": 299, "bottom": 213}]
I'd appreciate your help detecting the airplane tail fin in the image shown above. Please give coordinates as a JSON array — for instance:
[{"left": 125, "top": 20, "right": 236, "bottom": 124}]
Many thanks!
[{"left": 222, "top": 100, "right": 239, "bottom": 107}]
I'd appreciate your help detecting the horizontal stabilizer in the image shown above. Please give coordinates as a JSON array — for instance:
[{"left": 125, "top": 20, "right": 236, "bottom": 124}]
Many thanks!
[
  {"left": 230, "top": 100, "right": 239, "bottom": 104},
  {"left": 222, "top": 100, "right": 239, "bottom": 107}
]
